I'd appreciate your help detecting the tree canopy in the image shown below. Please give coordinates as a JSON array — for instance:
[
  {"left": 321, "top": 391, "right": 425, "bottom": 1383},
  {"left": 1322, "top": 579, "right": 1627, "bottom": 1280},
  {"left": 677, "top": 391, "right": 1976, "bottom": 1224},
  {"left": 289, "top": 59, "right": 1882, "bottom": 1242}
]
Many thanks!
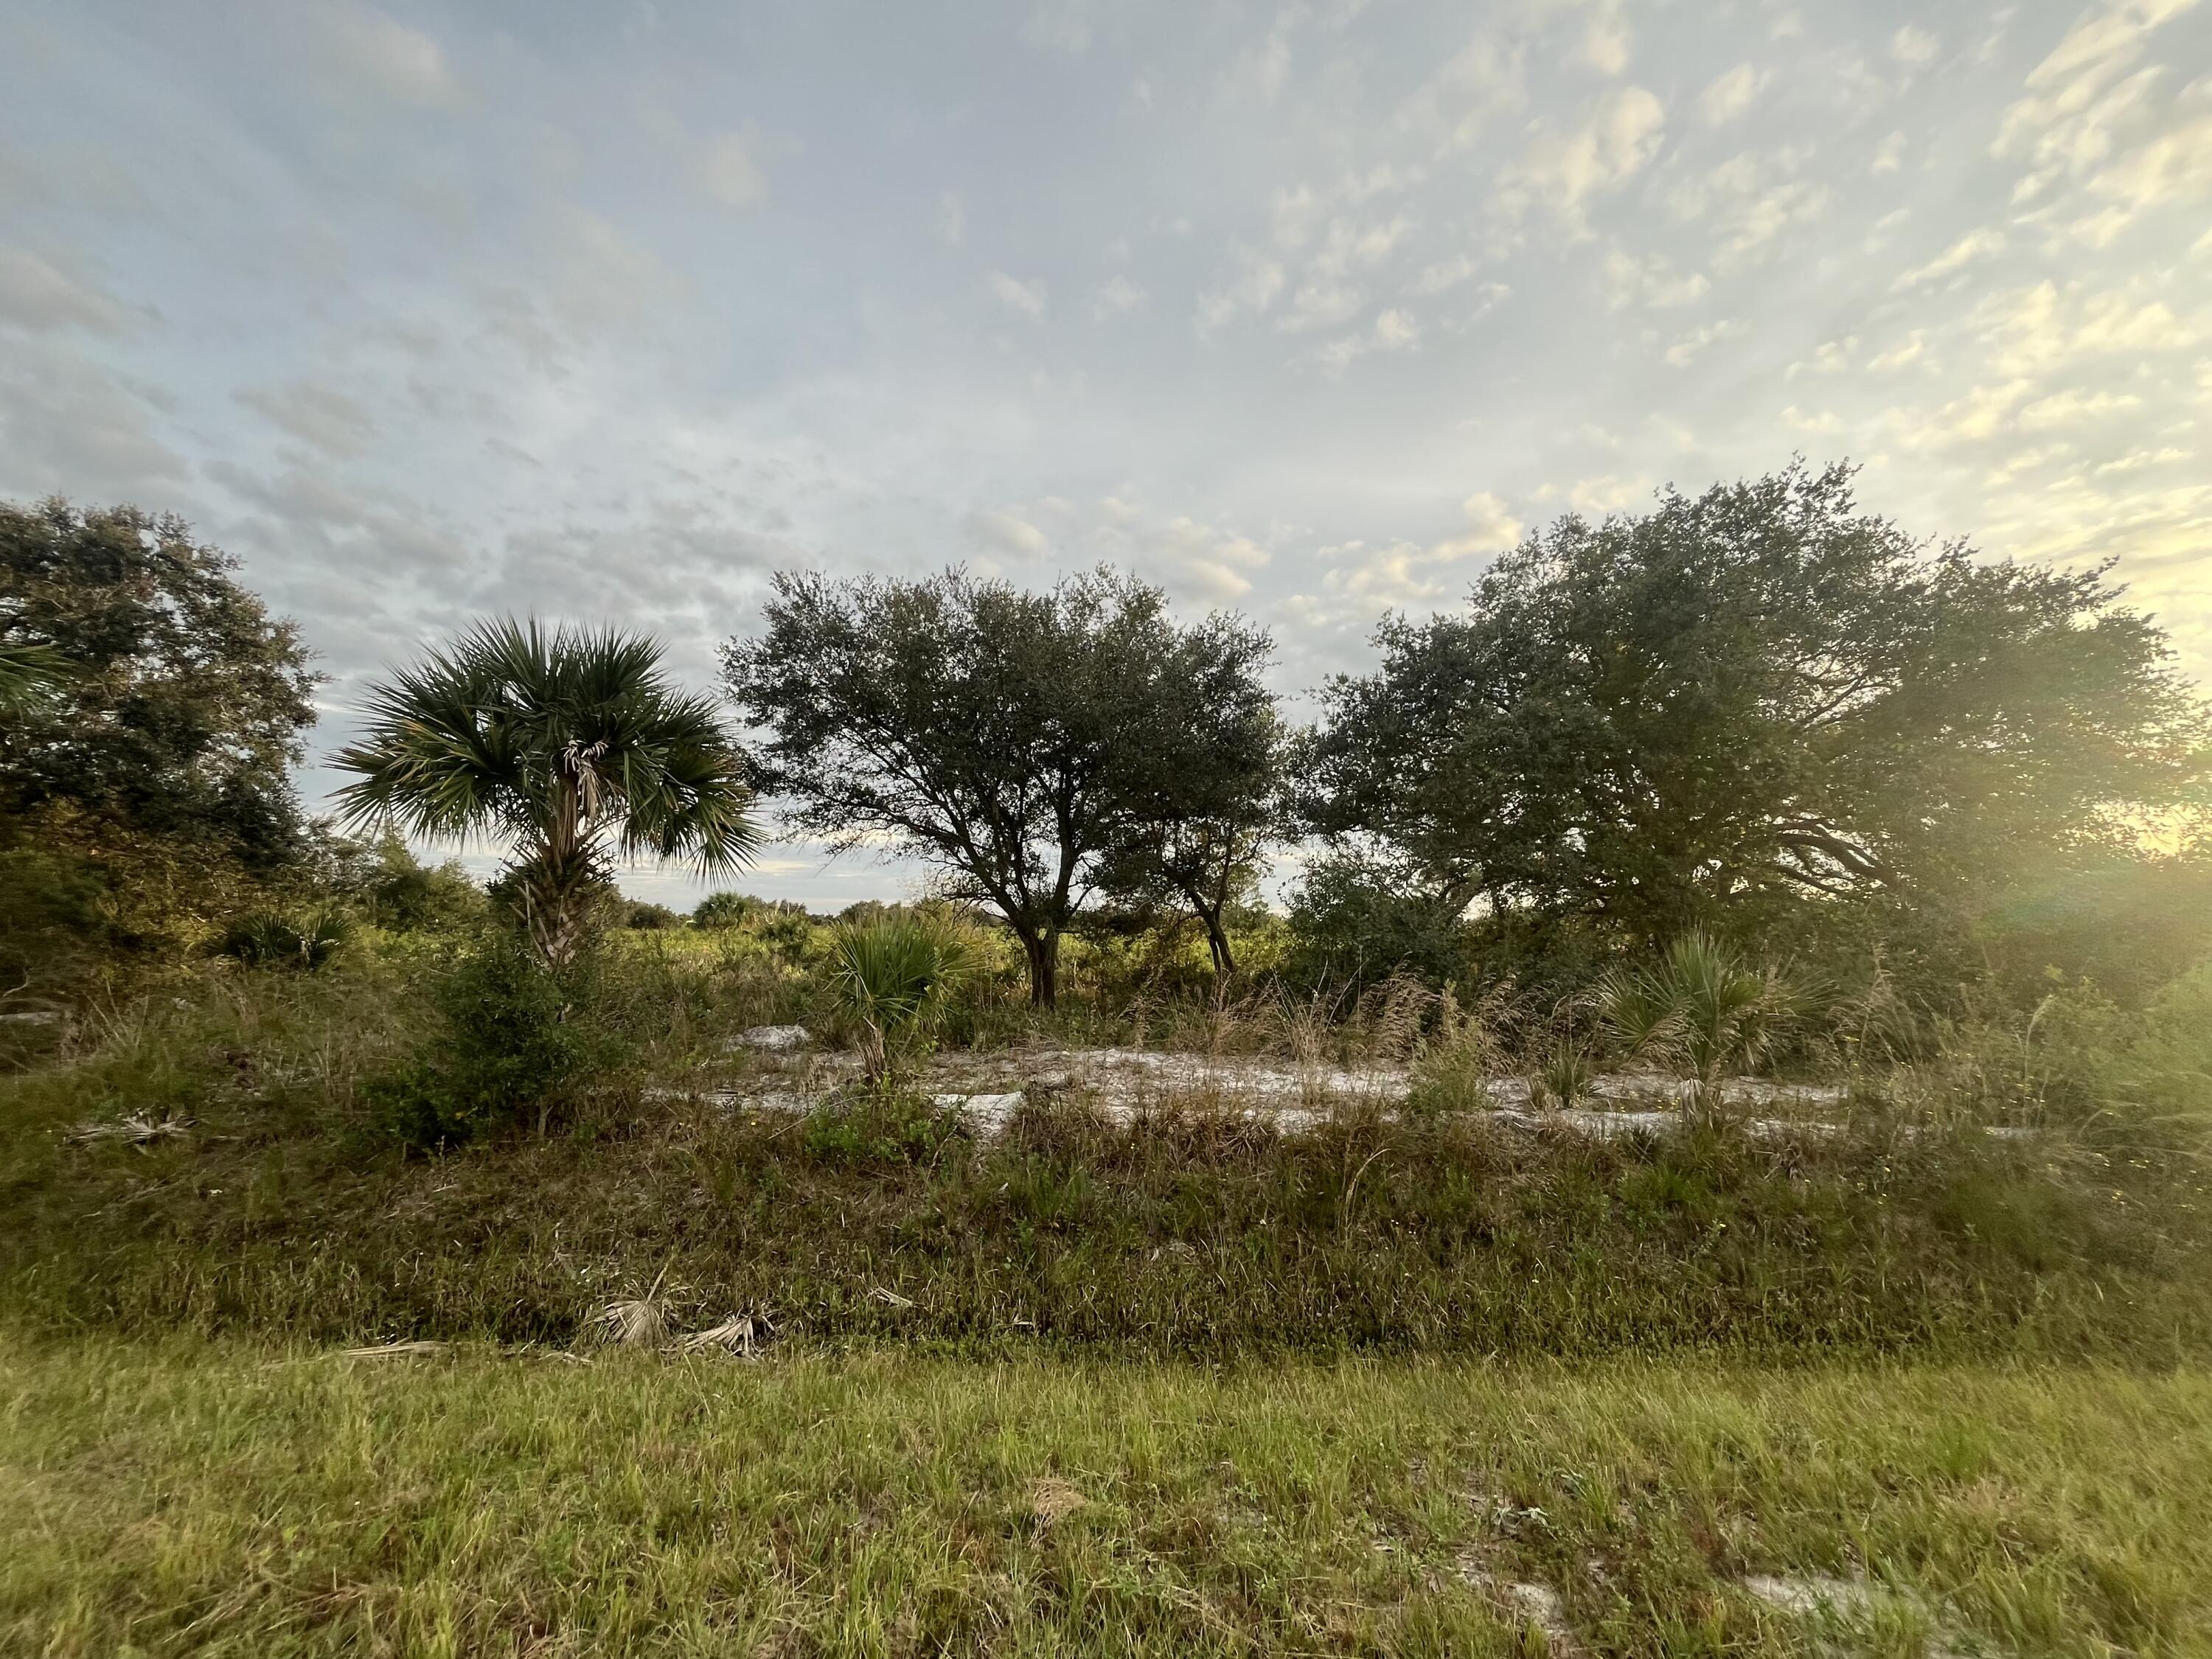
[
  {"left": 0, "top": 498, "right": 318, "bottom": 867},
  {"left": 1304, "top": 462, "right": 2211, "bottom": 947},
  {"left": 1091, "top": 612, "right": 1283, "bottom": 977},
  {"left": 723, "top": 566, "right": 1279, "bottom": 1004}
]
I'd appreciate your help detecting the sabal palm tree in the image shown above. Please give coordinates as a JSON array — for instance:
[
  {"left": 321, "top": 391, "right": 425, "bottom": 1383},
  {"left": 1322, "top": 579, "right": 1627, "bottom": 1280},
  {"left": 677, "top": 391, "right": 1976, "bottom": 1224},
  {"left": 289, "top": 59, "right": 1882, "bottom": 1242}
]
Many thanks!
[{"left": 333, "top": 619, "right": 759, "bottom": 967}]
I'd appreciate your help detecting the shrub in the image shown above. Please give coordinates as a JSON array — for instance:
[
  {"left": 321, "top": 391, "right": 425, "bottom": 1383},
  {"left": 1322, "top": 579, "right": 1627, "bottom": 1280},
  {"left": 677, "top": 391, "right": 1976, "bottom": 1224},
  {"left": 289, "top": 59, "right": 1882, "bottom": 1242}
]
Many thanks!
[
  {"left": 0, "top": 846, "right": 112, "bottom": 1011},
  {"left": 217, "top": 907, "right": 350, "bottom": 971},
  {"left": 821, "top": 913, "right": 977, "bottom": 1082},
  {"left": 363, "top": 933, "right": 608, "bottom": 1146},
  {"left": 1595, "top": 931, "right": 1806, "bottom": 1107},
  {"left": 693, "top": 891, "right": 760, "bottom": 929},
  {"left": 1282, "top": 852, "right": 1470, "bottom": 995}
]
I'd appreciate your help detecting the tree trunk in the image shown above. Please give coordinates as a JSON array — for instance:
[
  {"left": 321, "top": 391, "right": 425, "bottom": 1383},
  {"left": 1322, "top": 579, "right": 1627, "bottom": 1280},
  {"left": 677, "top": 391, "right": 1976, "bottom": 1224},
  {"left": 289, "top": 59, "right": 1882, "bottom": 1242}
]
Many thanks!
[
  {"left": 1022, "top": 929, "right": 1060, "bottom": 1009},
  {"left": 1198, "top": 905, "right": 1236, "bottom": 979}
]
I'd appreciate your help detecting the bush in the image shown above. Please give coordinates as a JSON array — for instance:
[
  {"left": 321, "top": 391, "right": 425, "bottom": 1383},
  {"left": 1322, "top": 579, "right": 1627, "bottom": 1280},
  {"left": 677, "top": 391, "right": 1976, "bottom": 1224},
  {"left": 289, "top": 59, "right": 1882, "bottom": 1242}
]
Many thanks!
[
  {"left": 1282, "top": 852, "right": 1471, "bottom": 995},
  {"left": 0, "top": 846, "right": 112, "bottom": 1011},
  {"left": 821, "top": 912, "right": 977, "bottom": 1081},
  {"left": 693, "top": 891, "right": 760, "bottom": 930},
  {"left": 217, "top": 908, "right": 350, "bottom": 971},
  {"left": 363, "top": 933, "right": 610, "bottom": 1147},
  {"left": 624, "top": 901, "right": 684, "bottom": 931},
  {"left": 346, "top": 835, "right": 484, "bottom": 933}
]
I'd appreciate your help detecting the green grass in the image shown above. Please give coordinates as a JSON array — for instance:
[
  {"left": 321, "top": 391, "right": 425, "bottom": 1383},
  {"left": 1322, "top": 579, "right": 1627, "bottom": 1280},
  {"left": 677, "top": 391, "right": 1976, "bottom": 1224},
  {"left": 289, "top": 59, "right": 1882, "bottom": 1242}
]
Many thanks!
[
  {"left": 9, "top": 1078, "right": 2206, "bottom": 1360},
  {"left": 3, "top": 1338, "right": 2207, "bottom": 1656}
]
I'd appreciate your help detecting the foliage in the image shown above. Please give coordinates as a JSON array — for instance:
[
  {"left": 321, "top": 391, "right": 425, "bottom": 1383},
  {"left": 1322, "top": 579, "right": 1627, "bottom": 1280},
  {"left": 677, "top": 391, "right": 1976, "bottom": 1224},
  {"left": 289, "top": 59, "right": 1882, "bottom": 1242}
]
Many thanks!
[
  {"left": 305, "top": 830, "right": 487, "bottom": 934},
  {"left": 334, "top": 619, "right": 759, "bottom": 968},
  {"left": 216, "top": 907, "right": 350, "bottom": 972},
  {"left": 624, "top": 900, "right": 684, "bottom": 930},
  {"left": 1596, "top": 932, "right": 1807, "bottom": 1107},
  {"left": 1304, "top": 462, "right": 2212, "bottom": 951},
  {"left": 1088, "top": 611, "right": 1284, "bottom": 978},
  {"left": 362, "top": 933, "right": 607, "bottom": 1146},
  {"left": 0, "top": 639, "right": 69, "bottom": 716},
  {"left": 1283, "top": 849, "right": 1472, "bottom": 994},
  {"left": 692, "top": 890, "right": 759, "bottom": 929},
  {"left": 1533, "top": 1039, "right": 1598, "bottom": 1108},
  {"left": 725, "top": 565, "right": 1268, "bottom": 1007},
  {"left": 0, "top": 498, "right": 318, "bottom": 869},
  {"left": 821, "top": 911, "right": 977, "bottom": 1081},
  {"left": 0, "top": 848, "right": 112, "bottom": 1018}
]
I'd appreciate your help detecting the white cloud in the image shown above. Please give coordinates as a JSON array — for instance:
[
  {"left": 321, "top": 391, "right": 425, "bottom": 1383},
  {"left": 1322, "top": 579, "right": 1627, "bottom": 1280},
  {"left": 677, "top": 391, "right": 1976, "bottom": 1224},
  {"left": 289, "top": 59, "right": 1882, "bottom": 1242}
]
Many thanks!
[
  {"left": 1871, "top": 131, "right": 1907, "bottom": 174},
  {"left": 1972, "top": 279, "right": 2199, "bottom": 375},
  {"left": 1447, "top": 490, "right": 1522, "bottom": 551},
  {"left": 1892, "top": 379, "right": 2034, "bottom": 448},
  {"left": 1891, "top": 25, "right": 1940, "bottom": 67},
  {"left": 1316, "top": 306, "right": 1425, "bottom": 371},
  {"left": 699, "top": 131, "right": 768, "bottom": 209},
  {"left": 1282, "top": 280, "right": 1366, "bottom": 334},
  {"left": 935, "top": 192, "right": 965, "bottom": 248},
  {"left": 1892, "top": 227, "right": 2006, "bottom": 291},
  {"left": 0, "top": 246, "right": 144, "bottom": 335},
  {"left": 1404, "top": 32, "right": 1527, "bottom": 155},
  {"left": 1091, "top": 274, "right": 1147, "bottom": 319},
  {"left": 1787, "top": 337, "right": 1857, "bottom": 378},
  {"left": 1569, "top": 475, "right": 1648, "bottom": 516},
  {"left": 1994, "top": 0, "right": 2211, "bottom": 239},
  {"left": 965, "top": 507, "right": 1051, "bottom": 557},
  {"left": 1141, "top": 515, "right": 1270, "bottom": 600},
  {"left": 1498, "top": 85, "right": 1666, "bottom": 226},
  {"left": 1669, "top": 150, "right": 1830, "bottom": 269},
  {"left": 1781, "top": 405, "right": 1843, "bottom": 434},
  {"left": 1408, "top": 254, "right": 1481, "bottom": 296},
  {"left": 1196, "top": 248, "right": 1287, "bottom": 331},
  {"left": 1573, "top": 11, "right": 1632, "bottom": 77},
  {"left": 237, "top": 380, "right": 378, "bottom": 459},
  {"left": 1372, "top": 307, "right": 1419, "bottom": 349},
  {"left": 1320, "top": 490, "right": 1522, "bottom": 608},
  {"left": 1663, "top": 319, "right": 1741, "bottom": 366},
  {"left": 1698, "top": 65, "right": 1763, "bottom": 127},
  {"left": 324, "top": 4, "right": 459, "bottom": 107},
  {"left": 1228, "top": 22, "right": 1294, "bottom": 103},
  {"left": 988, "top": 271, "right": 1047, "bottom": 317},
  {"left": 1868, "top": 332, "right": 1928, "bottom": 371},
  {"left": 2018, "top": 387, "right": 2143, "bottom": 428},
  {"left": 1601, "top": 247, "right": 1708, "bottom": 309}
]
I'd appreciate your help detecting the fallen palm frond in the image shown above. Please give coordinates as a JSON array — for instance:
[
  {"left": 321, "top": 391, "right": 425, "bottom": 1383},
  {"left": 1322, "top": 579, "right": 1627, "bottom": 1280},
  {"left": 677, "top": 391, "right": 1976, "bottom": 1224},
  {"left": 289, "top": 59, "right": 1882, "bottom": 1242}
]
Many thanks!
[
  {"left": 66, "top": 1113, "right": 193, "bottom": 1147},
  {"left": 677, "top": 1312, "right": 774, "bottom": 1357},
  {"left": 588, "top": 1267, "right": 679, "bottom": 1348},
  {"left": 340, "top": 1340, "right": 448, "bottom": 1359}
]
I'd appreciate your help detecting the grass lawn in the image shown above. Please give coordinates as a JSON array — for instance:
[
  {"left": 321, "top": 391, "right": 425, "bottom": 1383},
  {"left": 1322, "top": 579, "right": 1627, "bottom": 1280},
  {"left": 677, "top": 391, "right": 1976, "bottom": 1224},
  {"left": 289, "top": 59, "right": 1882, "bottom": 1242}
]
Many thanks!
[{"left": 4, "top": 1338, "right": 2207, "bottom": 1657}]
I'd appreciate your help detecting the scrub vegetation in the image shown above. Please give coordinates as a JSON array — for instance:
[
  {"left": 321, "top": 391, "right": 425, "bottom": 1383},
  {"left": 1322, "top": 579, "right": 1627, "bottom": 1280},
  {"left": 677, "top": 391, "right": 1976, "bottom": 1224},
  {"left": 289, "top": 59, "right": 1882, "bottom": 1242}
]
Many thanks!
[{"left": 4, "top": 472, "right": 2211, "bottom": 1655}]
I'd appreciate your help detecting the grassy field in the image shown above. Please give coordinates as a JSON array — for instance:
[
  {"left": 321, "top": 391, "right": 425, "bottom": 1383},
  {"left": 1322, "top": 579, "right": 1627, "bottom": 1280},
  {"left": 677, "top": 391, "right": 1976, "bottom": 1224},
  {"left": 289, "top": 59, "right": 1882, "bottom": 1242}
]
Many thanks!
[
  {"left": 4, "top": 1338, "right": 2208, "bottom": 1657},
  {"left": 7, "top": 948, "right": 2211, "bottom": 1655}
]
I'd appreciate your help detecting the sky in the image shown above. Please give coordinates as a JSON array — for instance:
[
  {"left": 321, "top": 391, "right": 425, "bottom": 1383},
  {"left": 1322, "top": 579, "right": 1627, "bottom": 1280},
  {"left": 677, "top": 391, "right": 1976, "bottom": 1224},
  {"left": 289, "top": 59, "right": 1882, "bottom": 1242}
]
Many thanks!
[{"left": 2, "top": 0, "right": 2208, "bottom": 909}]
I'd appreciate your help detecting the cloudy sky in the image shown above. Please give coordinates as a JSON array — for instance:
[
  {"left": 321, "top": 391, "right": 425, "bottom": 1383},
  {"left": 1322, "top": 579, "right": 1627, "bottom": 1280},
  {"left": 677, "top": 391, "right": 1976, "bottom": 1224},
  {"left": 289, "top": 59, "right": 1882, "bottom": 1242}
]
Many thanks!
[{"left": 3, "top": 0, "right": 2208, "bottom": 906}]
